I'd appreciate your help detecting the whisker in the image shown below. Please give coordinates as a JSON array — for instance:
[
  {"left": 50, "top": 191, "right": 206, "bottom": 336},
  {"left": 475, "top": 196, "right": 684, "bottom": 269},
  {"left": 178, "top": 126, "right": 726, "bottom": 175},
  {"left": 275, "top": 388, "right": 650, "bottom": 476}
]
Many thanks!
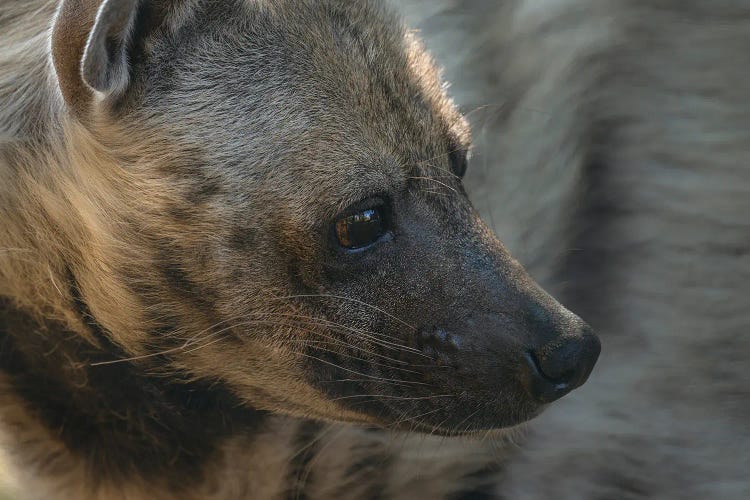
[
  {"left": 255, "top": 312, "right": 426, "bottom": 358},
  {"left": 89, "top": 345, "right": 186, "bottom": 366},
  {"left": 331, "top": 394, "right": 452, "bottom": 402},
  {"left": 318, "top": 378, "right": 428, "bottom": 390},
  {"left": 90, "top": 312, "right": 429, "bottom": 367},
  {"left": 179, "top": 334, "right": 232, "bottom": 355},
  {"left": 284, "top": 341, "right": 422, "bottom": 376},
  {"left": 417, "top": 188, "right": 450, "bottom": 198},
  {"left": 387, "top": 407, "right": 443, "bottom": 431},
  {"left": 450, "top": 407, "right": 483, "bottom": 436},
  {"left": 91, "top": 318, "right": 277, "bottom": 366},
  {"left": 285, "top": 337, "right": 415, "bottom": 368},
  {"left": 162, "top": 313, "right": 248, "bottom": 341},
  {"left": 272, "top": 294, "right": 416, "bottom": 331},
  {"left": 290, "top": 352, "right": 432, "bottom": 387},
  {"left": 408, "top": 176, "right": 459, "bottom": 195},
  {"left": 415, "top": 145, "right": 466, "bottom": 167}
]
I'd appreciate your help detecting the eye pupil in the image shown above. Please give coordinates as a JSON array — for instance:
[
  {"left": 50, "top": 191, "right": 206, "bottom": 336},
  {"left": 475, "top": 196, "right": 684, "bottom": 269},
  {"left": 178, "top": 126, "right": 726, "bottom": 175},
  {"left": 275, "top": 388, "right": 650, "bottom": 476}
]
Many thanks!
[{"left": 335, "top": 207, "right": 386, "bottom": 250}]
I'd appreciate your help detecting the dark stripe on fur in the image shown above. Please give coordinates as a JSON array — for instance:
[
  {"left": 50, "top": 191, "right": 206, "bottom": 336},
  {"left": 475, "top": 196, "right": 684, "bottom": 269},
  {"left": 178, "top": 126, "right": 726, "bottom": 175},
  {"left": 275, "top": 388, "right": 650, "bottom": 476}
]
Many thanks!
[
  {"left": 340, "top": 438, "right": 393, "bottom": 500},
  {"left": 0, "top": 275, "right": 267, "bottom": 492},
  {"left": 446, "top": 463, "right": 504, "bottom": 500},
  {"left": 286, "top": 420, "right": 324, "bottom": 500},
  {"left": 557, "top": 152, "right": 623, "bottom": 329}
]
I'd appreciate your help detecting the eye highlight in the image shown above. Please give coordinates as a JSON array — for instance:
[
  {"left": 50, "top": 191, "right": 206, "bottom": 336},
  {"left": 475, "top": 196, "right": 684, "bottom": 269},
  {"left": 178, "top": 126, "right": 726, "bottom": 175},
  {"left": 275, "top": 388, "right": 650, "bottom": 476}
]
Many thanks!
[{"left": 335, "top": 206, "right": 388, "bottom": 250}]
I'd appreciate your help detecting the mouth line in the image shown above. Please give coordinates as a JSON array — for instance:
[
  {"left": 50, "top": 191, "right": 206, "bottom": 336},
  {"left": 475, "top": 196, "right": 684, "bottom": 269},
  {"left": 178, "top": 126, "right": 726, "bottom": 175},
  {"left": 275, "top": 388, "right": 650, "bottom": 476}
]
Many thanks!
[{"left": 309, "top": 347, "right": 554, "bottom": 432}]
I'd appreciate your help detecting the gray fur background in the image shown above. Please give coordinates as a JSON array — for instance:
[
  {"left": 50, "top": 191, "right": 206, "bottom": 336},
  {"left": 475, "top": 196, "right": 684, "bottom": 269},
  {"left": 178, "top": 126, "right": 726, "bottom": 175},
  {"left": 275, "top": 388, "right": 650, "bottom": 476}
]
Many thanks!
[{"left": 396, "top": 0, "right": 750, "bottom": 497}]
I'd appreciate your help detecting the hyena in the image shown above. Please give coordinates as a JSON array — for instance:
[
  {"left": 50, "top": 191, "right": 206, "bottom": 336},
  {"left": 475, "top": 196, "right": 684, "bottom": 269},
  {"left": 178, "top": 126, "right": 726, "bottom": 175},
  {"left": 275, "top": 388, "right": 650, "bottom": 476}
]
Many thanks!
[
  {"left": 400, "top": 0, "right": 750, "bottom": 498},
  {"left": 0, "top": 0, "right": 600, "bottom": 498}
]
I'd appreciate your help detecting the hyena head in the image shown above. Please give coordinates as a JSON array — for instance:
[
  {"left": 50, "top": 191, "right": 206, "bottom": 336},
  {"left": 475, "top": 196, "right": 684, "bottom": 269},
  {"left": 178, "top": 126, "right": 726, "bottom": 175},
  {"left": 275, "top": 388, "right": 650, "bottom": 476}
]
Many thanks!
[{"left": 50, "top": 0, "right": 599, "bottom": 433}]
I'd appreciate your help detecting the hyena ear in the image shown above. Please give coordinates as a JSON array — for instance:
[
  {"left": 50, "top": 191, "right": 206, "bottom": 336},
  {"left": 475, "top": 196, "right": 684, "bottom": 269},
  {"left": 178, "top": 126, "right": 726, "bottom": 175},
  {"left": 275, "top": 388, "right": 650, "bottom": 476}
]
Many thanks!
[
  {"left": 51, "top": 0, "right": 152, "bottom": 115},
  {"left": 81, "top": 0, "right": 142, "bottom": 95}
]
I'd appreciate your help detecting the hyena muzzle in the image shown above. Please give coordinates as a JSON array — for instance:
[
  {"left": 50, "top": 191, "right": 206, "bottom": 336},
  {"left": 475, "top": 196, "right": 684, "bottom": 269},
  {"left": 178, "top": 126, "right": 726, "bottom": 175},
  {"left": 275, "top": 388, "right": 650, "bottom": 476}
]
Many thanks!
[{"left": 0, "top": 0, "right": 599, "bottom": 497}]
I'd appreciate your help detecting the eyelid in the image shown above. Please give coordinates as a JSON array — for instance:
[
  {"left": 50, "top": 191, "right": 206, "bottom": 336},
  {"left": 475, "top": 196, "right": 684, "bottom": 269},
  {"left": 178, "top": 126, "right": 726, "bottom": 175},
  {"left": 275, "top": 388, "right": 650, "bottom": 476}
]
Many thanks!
[{"left": 335, "top": 195, "right": 389, "bottom": 220}]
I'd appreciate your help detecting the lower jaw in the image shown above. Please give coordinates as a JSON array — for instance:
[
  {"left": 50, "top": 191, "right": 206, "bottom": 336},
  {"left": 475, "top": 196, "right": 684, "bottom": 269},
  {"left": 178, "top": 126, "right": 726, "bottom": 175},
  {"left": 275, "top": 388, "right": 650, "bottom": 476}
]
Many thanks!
[{"left": 380, "top": 410, "right": 540, "bottom": 437}]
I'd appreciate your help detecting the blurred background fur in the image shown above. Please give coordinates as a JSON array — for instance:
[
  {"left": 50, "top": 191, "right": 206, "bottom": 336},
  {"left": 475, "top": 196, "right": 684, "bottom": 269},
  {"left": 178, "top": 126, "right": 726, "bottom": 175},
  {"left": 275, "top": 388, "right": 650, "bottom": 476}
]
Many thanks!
[{"left": 396, "top": 0, "right": 750, "bottom": 497}]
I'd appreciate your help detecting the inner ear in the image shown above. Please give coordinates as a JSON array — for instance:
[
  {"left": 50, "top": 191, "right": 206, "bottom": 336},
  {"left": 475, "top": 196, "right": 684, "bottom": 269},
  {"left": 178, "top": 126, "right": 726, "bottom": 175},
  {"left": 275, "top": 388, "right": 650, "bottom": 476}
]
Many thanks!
[
  {"left": 81, "top": 0, "right": 142, "bottom": 95},
  {"left": 51, "top": 0, "right": 168, "bottom": 115}
]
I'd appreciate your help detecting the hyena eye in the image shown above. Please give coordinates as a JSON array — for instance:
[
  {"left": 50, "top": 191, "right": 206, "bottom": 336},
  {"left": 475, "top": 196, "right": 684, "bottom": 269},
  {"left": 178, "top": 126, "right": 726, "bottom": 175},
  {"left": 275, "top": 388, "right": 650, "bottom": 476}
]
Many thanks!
[
  {"left": 335, "top": 206, "right": 388, "bottom": 250},
  {"left": 447, "top": 135, "right": 469, "bottom": 178},
  {"left": 449, "top": 146, "right": 468, "bottom": 178}
]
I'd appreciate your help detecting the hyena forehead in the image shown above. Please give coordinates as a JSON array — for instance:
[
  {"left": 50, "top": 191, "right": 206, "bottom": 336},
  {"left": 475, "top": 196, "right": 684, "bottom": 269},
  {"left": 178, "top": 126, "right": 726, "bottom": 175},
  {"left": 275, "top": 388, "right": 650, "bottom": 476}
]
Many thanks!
[{"left": 127, "top": 0, "right": 469, "bottom": 212}]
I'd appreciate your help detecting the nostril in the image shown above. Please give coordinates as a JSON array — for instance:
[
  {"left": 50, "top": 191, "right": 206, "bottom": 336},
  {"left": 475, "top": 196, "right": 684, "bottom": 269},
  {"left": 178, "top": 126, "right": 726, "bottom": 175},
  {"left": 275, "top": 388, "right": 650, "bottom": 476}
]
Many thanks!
[
  {"left": 522, "top": 351, "right": 571, "bottom": 404},
  {"left": 523, "top": 331, "right": 601, "bottom": 404},
  {"left": 528, "top": 349, "right": 575, "bottom": 387},
  {"left": 535, "top": 340, "right": 584, "bottom": 383}
]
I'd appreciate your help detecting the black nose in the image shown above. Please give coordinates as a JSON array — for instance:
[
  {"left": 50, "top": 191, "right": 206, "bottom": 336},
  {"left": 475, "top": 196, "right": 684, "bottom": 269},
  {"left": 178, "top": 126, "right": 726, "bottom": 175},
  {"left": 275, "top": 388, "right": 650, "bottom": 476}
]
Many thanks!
[{"left": 523, "top": 327, "right": 601, "bottom": 403}]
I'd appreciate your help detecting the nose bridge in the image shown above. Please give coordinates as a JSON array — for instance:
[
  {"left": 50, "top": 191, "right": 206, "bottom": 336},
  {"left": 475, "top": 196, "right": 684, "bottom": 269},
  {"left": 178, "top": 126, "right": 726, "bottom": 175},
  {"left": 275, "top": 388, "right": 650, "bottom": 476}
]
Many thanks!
[
  {"left": 519, "top": 287, "right": 586, "bottom": 347},
  {"left": 411, "top": 213, "right": 600, "bottom": 406},
  {"left": 441, "top": 210, "right": 589, "bottom": 344},
  {"left": 462, "top": 233, "right": 579, "bottom": 343}
]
